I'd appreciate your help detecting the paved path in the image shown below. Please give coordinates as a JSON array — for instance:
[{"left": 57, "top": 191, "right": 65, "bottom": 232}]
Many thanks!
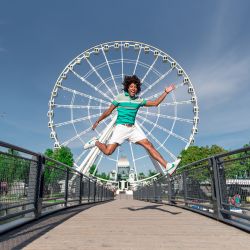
[{"left": 21, "top": 198, "right": 249, "bottom": 250}]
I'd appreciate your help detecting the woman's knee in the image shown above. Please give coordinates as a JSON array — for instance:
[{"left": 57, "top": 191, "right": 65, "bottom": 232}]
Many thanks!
[
  {"left": 105, "top": 144, "right": 117, "bottom": 155},
  {"left": 105, "top": 149, "right": 113, "bottom": 155}
]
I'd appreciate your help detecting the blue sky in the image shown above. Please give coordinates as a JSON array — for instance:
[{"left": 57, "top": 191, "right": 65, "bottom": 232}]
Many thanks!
[{"left": 1, "top": 0, "right": 250, "bottom": 161}]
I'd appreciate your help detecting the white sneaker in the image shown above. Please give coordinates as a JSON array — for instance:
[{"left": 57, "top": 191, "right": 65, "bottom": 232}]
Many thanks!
[
  {"left": 83, "top": 137, "right": 98, "bottom": 150},
  {"left": 165, "top": 159, "right": 181, "bottom": 176}
]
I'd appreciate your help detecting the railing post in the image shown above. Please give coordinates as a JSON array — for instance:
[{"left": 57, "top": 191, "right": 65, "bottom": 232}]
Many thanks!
[
  {"left": 101, "top": 185, "right": 104, "bottom": 201},
  {"left": 146, "top": 185, "right": 148, "bottom": 201},
  {"left": 153, "top": 181, "right": 157, "bottom": 202},
  {"left": 103, "top": 186, "right": 105, "bottom": 201},
  {"left": 159, "top": 182, "right": 162, "bottom": 202},
  {"left": 210, "top": 156, "right": 226, "bottom": 220},
  {"left": 88, "top": 179, "right": 91, "bottom": 202},
  {"left": 183, "top": 170, "right": 188, "bottom": 207},
  {"left": 94, "top": 181, "right": 97, "bottom": 202},
  {"left": 79, "top": 174, "right": 83, "bottom": 204},
  {"left": 31, "top": 154, "right": 44, "bottom": 219},
  {"left": 209, "top": 157, "right": 219, "bottom": 218},
  {"left": 216, "top": 156, "right": 231, "bottom": 220},
  {"left": 65, "top": 168, "right": 69, "bottom": 207}
]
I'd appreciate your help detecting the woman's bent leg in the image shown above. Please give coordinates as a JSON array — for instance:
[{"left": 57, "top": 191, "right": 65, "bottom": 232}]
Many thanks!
[{"left": 95, "top": 142, "right": 118, "bottom": 155}]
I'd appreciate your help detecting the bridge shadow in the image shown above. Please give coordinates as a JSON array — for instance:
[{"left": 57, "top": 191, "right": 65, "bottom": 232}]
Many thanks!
[
  {"left": 0, "top": 202, "right": 110, "bottom": 250},
  {"left": 123, "top": 204, "right": 181, "bottom": 215}
]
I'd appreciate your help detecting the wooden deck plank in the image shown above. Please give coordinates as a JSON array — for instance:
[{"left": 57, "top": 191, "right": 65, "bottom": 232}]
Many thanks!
[{"left": 24, "top": 198, "right": 249, "bottom": 250}]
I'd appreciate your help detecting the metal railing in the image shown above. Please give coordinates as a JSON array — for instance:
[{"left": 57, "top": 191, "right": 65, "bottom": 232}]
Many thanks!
[
  {"left": 134, "top": 146, "right": 250, "bottom": 232},
  {"left": 0, "top": 141, "right": 114, "bottom": 234}
]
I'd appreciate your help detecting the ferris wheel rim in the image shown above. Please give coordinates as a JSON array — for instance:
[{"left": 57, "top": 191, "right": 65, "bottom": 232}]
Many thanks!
[{"left": 48, "top": 40, "right": 199, "bottom": 184}]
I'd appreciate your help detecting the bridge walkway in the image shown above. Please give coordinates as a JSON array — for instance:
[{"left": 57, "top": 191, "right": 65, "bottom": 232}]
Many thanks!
[{"left": 1, "top": 196, "right": 249, "bottom": 250}]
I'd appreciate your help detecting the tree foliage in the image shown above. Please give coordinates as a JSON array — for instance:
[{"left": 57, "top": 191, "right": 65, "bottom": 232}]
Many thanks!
[
  {"left": 224, "top": 142, "right": 250, "bottom": 178},
  {"left": 148, "top": 170, "right": 157, "bottom": 177},
  {"left": 179, "top": 145, "right": 226, "bottom": 167},
  {"left": 138, "top": 172, "right": 145, "bottom": 180},
  {"left": 89, "top": 164, "right": 96, "bottom": 175},
  {"left": 43, "top": 147, "right": 74, "bottom": 184},
  {"left": 178, "top": 145, "right": 227, "bottom": 182},
  {"left": 44, "top": 147, "right": 74, "bottom": 167},
  {"left": 0, "top": 150, "right": 30, "bottom": 184}
]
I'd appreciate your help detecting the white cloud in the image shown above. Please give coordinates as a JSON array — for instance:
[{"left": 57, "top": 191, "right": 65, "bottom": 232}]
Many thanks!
[
  {"left": 189, "top": 39, "right": 250, "bottom": 145},
  {"left": 192, "top": 49, "right": 250, "bottom": 109}
]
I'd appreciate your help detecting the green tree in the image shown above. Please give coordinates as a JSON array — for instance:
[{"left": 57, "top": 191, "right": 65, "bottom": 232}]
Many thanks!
[
  {"left": 148, "top": 170, "right": 157, "bottom": 177},
  {"left": 179, "top": 145, "right": 226, "bottom": 167},
  {"left": 225, "top": 142, "right": 250, "bottom": 178},
  {"left": 96, "top": 172, "right": 110, "bottom": 180},
  {"left": 53, "top": 147, "right": 74, "bottom": 166},
  {"left": 43, "top": 147, "right": 74, "bottom": 184},
  {"left": 44, "top": 148, "right": 53, "bottom": 158},
  {"left": 138, "top": 172, "right": 145, "bottom": 180},
  {"left": 0, "top": 150, "right": 29, "bottom": 186},
  {"left": 89, "top": 164, "right": 97, "bottom": 175},
  {"left": 179, "top": 145, "right": 226, "bottom": 182},
  {"left": 44, "top": 147, "right": 74, "bottom": 167}
]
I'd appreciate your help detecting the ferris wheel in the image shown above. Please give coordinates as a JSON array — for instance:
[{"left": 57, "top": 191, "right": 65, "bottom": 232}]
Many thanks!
[{"left": 48, "top": 41, "right": 199, "bottom": 183}]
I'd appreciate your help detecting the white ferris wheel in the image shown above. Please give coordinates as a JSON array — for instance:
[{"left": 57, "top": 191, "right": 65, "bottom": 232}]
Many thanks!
[{"left": 48, "top": 41, "right": 199, "bottom": 184}]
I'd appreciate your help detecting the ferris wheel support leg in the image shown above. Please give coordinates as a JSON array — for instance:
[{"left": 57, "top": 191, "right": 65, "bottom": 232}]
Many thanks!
[
  {"left": 149, "top": 155, "right": 165, "bottom": 174},
  {"left": 76, "top": 116, "right": 117, "bottom": 174}
]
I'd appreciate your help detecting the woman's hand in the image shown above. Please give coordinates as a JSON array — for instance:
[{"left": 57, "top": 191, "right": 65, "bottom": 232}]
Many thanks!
[{"left": 165, "top": 84, "right": 175, "bottom": 94}]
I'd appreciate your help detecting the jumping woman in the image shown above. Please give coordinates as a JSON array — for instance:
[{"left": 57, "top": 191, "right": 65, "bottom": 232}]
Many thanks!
[{"left": 84, "top": 75, "right": 180, "bottom": 175}]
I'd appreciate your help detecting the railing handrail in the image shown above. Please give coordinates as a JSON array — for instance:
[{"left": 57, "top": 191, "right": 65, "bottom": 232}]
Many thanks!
[
  {"left": 214, "top": 145, "right": 250, "bottom": 158},
  {"left": 134, "top": 145, "right": 250, "bottom": 232},
  {"left": 0, "top": 140, "right": 40, "bottom": 157},
  {"left": 0, "top": 140, "right": 114, "bottom": 234}
]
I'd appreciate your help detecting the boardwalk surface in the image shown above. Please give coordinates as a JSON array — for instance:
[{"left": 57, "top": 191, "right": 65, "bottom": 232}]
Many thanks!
[{"left": 18, "top": 197, "right": 249, "bottom": 250}]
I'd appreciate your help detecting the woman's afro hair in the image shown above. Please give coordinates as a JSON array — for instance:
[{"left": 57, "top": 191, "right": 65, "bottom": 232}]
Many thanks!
[{"left": 122, "top": 75, "right": 142, "bottom": 94}]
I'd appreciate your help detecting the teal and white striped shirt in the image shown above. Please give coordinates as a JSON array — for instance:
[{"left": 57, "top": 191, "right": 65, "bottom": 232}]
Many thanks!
[{"left": 112, "top": 92, "right": 147, "bottom": 125}]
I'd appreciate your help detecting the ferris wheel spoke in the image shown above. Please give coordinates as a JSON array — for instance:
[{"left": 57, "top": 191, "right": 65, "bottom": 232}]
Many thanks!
[
  {"left": 85, "top": 58, "right": 115, "bottom": 98},
  {"left": 106, "top": 157, "right": 117, "bottom": 162},
  {"left": 134, "top": 155, "right": 149, "bottom": 161},
  {"left": 60, "top": 86, "right": 110, "bottom": 104},
  {"left": 61, "top": 127, "right": 93, "bottom": 146},
  {"left": 70, "top": 69, "right": 113, "bottom": 101},
  {"left": 137, "top": 121, "right": 177, "bottom": 161},
  {"left": 140, "top": 68, "right": 173, "bottom": 96},
  {"left": 160, "top": 100, "right": 192, "bottom": 106},
  {"left": 120, "top": 42, "right": 124, "bottom": 81},
  {"left": 144, "top": 89, "right": 192, "bottom": 105},
  {"left": 84, "top": 60, "right": 114, "bottom": 79},
  {"left": 137, "top": 113, "right": 157, "bottom": 133},
  {"left": 174, "top": 82, "right": 185, "bottom": 89},
  {"left": 54, "top": 113, "right": 100, "bottom": 128},
  {"left": 141, "top": 56, "right": 158, "bottom": 83},
  {"left": 101, "top": 48, "right": 119, "bottom": 95},
  {"left": 54, "top": 104, "right": 108, "bottom": 110},
  {"left": 75, "top": 150, "right": 88, "bottom": 166},
  {"left": 133, "top": 46, "right": 142, "bottom": 75},
  {"left": 139, "top": 110, "right": 193, "bottom": 123},
  {"left": 137, "top": 114, "right": 189, "bottom": 143},
  {"left": 144, "top": 90, "right": 163, "bottom": 100},
  {"left": 93, "top": 154, "right": 104, "bottom": 175},
  {"left": 69, "top": 91, "right": 85, "bottom": 146}
]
